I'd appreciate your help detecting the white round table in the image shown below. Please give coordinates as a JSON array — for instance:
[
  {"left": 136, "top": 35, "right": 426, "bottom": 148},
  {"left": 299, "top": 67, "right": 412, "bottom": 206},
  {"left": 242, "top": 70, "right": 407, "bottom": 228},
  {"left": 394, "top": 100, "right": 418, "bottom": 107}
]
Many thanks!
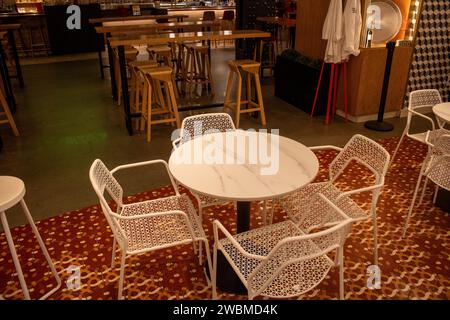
[
  {"left": 169, "top": 130, "right": 319, "bottom": 233},
  {"left": 433, "top": 102, "right": 450, "bottom": 125},
  {"left": 169, "top": 130, "right": 319, "bottom": 293}
]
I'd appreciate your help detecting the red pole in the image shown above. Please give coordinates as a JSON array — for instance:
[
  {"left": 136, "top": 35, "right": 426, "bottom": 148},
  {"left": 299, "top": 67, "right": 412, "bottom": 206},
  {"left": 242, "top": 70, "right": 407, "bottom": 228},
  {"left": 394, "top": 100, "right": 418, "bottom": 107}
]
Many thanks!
[
  {"left": 332, "top": 63, "right": 339, "bottom": 120},
  {"left": 325, "top": 64, "right": 334, "bottom": 125},
  {"left": 311, "top": 61, "right": 325, "bottom": 117},
  {"left": 344, "top": 61, "right": 348, "bottom": 122}
]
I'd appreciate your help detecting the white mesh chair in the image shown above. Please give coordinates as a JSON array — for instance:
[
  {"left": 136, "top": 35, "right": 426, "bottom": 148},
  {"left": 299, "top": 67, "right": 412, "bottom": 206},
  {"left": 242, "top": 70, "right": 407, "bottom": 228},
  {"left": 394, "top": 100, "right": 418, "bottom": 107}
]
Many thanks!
[
  {"left": 172, "top": 113, "right": 237, "bottom": 221},
  {"left": 89, "top": 159, "right": 212, "bottom": 299},
  {"left": 390, "top": 89, "right": 447, "bottom": 167},
  {"left": 280, "top": 134, "right": 390, "bottom": 265},
  {"left": 403, "top": 134, "right": 450, "bottom": 237},
  {"left": 212, "top": 194, "right": 352, "bottom": 300}
]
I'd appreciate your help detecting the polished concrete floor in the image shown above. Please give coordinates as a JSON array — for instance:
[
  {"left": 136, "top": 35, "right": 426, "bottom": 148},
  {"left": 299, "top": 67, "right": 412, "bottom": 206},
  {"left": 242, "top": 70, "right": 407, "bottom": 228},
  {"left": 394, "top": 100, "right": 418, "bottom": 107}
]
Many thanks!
[{"left": 1, "top": 48, "right": 412, "bottom": 228}]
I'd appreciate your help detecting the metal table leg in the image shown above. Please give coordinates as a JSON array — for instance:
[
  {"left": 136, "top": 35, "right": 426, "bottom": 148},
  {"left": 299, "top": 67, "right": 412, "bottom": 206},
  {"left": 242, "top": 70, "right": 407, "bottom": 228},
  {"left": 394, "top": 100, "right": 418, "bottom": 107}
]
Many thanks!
[
  {"left": 7, "top": 30, "right": 24, "bottom": 88},
  {"left": 0, "top": 40, "right": 16, "bottom": 114},
  {"left": 107, "top": 34, "right": 117, "bottom": 101},
  {"left": 97, "top": 33, "right": 105, "bottom": 79},
  {"left": 117, "top": 45, "right": 133, "bottom": 135}
]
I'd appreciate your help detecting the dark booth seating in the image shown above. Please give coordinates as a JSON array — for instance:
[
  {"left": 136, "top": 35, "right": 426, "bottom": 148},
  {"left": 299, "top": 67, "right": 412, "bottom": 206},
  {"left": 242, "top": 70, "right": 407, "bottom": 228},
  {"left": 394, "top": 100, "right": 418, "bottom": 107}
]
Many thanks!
[{"left": 274, "top": 49, "right": 329, "bottom": 116}]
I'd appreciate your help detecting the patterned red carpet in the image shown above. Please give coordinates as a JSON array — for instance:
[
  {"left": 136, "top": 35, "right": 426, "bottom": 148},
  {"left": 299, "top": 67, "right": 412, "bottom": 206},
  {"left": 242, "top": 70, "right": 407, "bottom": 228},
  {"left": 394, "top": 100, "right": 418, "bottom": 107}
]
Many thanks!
[{"left": 0, "top": 137, "right": 449, "bottom": 300}]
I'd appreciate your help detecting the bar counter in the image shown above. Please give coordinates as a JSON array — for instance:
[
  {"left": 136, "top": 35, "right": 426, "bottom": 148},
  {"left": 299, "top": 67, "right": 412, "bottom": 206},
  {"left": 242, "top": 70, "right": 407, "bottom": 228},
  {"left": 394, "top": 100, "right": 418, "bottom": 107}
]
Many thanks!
[{"left": 0, "top": 4, "right": 235, "bottom": 56}]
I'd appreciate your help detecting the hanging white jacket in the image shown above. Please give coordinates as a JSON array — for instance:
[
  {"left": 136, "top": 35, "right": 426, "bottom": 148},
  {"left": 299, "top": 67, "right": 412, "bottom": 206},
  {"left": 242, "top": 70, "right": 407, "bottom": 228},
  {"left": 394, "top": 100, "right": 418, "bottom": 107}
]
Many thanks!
[
  {"left": 322, "top": 0, "right": 344, "bottom": 64},
  {"left": 342, "top": 0, "right": 362, "bottom": 60}
]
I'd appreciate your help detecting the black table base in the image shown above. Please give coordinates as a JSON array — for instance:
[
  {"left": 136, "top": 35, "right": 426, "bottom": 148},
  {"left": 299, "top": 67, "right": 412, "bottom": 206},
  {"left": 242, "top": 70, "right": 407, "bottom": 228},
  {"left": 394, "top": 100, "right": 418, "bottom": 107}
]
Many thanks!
[{"left": 214, "top": 201, "right": 250, "bottom": 294}]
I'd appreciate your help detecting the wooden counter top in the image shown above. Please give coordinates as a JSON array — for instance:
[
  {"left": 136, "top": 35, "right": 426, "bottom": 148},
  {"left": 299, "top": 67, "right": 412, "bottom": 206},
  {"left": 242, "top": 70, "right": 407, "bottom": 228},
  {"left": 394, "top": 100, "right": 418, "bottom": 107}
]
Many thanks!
[
  {"left": 89, "top": 14, "right": 188, "bottom": 24},
  {"left": 96, "top": 20, "right": 221, "bottom": 35},
  {"left": 108, "top": 29, "right": 270, "bottom": 47}
]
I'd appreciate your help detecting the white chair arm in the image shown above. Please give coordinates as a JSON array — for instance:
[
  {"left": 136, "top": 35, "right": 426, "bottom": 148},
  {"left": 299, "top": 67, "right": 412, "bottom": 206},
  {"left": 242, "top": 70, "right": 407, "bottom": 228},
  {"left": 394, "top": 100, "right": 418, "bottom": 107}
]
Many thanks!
[
  {"left": 310, "top": 145, "right": 343, "bottom": 152},
  {"left": 172, "top": 137, "right": 182, "bottom": 150},
  {"left": 110, "top": 159, "right": 180, "bottom": 195},
  {"left": 334, "top": 181, "right": 385, "bottom": 201},
  {"left": 213, "top": 220, "right": 266, "bottom": 260},
  {"left": 110, "top": 209, "right": 188, "bottom": 221}
]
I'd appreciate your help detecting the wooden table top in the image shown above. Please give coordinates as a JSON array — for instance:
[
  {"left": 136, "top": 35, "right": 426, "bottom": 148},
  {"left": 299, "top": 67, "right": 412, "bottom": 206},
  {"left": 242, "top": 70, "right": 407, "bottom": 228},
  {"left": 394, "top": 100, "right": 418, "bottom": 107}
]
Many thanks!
[
  {"left": 89, "top": 14, "right": 189, "bottom": 24},
  {"left": 0, "top": 24, "right": 21, "bottom": 31},
  {"left": 95, "top": 20, "right": 221, "bottom": 35},
  {"left": 256, "top": 16, "right": 296, "bottom": 26},
  {"left": 109, "top": 29, "right": 270, "bottom": 47}
]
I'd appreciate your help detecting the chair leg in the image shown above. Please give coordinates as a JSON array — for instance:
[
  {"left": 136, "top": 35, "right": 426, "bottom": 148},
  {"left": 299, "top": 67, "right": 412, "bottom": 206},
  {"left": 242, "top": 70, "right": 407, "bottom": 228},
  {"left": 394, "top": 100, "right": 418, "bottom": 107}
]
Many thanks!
[
  {"left": 339, "top": 246, "right": 345, "bottom": 300},
  {"left": 403, "top": 170, "right": 424, "bottom": 237},
  {"left": 235, "top": 73, "right": 242, "bottom": 128},
  {"left": 372, "top": 209, "right": 378, "bottom": 265},
  {"left": 167, "top": 81, "right": 181, "bottom": 128},
  {"left": 418, "top": 177, "right": 429, "bottom": 205},
  {"left": 111, "top": 238, "right": 117, "bottom": 269},
  {"left": 389, "top": 131, "right": 406, "bottom": 167},
  {"left": 20, "top": 200, "right": 61, "bottom": 299},
  {"left": 117, "top": 252, "right": 127, "bottom": 300},
  {"left": 223, "top": 71, "right": 233, "bottom": 109},
  {"left": 146, "top": 82, "right": 153, "bottom": 143},
  {"left": 254, "top": 72, "right": 266, "bottom": 126},
  {"left": 0, "top": 211, "right": 31, "bottom": 300},
  {"left": 433, "top": 185, "right": 439, "bottom": 204},
  {"left": 0, "top": 90, "right": 20, "bottom": 136},
  {"left": 212, "top": 244, "right": 218, "bottom": 299}
]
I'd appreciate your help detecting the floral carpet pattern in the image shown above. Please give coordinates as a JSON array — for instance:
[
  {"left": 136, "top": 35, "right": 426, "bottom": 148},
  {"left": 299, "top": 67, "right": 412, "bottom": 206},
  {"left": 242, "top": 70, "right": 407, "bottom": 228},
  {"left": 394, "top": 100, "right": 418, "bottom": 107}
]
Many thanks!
[{"left": 0, "top": 137, "right": 449, "bottom": 300}]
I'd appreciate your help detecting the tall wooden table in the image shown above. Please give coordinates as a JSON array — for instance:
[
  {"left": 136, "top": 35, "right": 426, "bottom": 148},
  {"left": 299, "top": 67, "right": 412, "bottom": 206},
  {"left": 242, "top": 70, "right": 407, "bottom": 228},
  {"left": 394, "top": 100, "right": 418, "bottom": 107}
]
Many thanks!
[
  {"left": 94, "top": 20, "right": 221, "bottom": 80},
  {"left": 0, "top": 24, "right": 24, "bottom": 89},
  {"left": 108, "top": 29, "right": 270, "bottom": 135},
  {"left": 256, "top": 16, "right": 297, "bottom": 49}
]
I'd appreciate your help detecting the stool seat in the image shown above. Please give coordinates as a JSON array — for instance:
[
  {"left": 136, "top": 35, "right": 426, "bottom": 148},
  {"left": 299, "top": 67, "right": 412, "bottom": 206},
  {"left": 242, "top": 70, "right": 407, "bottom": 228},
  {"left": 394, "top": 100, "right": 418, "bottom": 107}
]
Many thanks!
[
  {"left": 142, "top": 66, "right": 173, "bottom": 78},
  {"left": 223, "top": 59, "right": 266, "bottom": 128},
  {"left": 228, "top": 59, "right": 261, "bottom": 68},
  {"left": 147, "top": 45, "right": 171, "bottom": 54},
  {"left": 129, "top": 60, "right": 158, "bottom": 68},
  {"left": 0, "top": 176, "right": 25, "bottom": 211},
  {"left": 184, "top": 43, "right": 209, "bottom": 51}
]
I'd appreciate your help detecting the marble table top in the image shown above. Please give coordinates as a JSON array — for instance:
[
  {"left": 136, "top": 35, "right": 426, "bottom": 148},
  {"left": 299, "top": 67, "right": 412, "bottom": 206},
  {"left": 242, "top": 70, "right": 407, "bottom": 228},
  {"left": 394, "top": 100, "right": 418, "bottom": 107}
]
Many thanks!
[
  {"left": 433, "top": 102, "right": 450, "bottom": 124},
  {"left": 168, "top": 130, "right": 319, "bottom": 202}
]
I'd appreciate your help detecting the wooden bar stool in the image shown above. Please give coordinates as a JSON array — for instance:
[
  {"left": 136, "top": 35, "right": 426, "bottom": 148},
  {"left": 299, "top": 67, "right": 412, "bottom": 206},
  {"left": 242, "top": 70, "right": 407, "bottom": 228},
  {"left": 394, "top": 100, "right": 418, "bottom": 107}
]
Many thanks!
[
  {"left": 0, "top": 89, "right": 19, "bottom": 137},
  {"left": 147, "top": 45, "right": 179, "bottom": 98},
  {"left": 0, "top": 176, "right": 61, "bottom": 299},
  {"left": 147, "top": 45, "right": 172, "bottom": 66},
  {"left": 141, "top": 66, "right": 181, "bottom": 142},
  {"left": 114, "top": 46, "right": 138, "bottom": 105},
  {"left": 223, "top": 60, "right": 266, "bottom": 128},
  {"left": 128, "top": 60, "right": 158, "bottom": 130},
  {"left": 254, "top": 39, "right": 276, "bottom": 77},
  {"left": 183, "top": 43, "right": 214, "bottom": 97}
]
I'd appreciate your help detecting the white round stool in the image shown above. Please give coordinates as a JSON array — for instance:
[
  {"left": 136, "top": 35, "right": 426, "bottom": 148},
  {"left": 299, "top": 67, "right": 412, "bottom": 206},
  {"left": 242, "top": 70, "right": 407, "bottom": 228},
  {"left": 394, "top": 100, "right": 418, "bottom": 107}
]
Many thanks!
[{"left": 0, "top": 176, "right": 61, "bottom": 300}]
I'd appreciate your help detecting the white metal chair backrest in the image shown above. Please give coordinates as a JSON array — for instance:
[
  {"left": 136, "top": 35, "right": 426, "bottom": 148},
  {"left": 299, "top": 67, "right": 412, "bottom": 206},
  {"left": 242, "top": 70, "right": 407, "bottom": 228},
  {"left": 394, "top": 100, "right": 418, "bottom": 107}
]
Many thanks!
[
  {"left": 426, "top": 134, "right": 450, "bottom": 190},
  {"left": 407, "top": 89, "right": 442, "bottom": 127},
  {"left": 179, "top": 113, "right": 236, "bottom": 144},
  {"left": 89, "top": 159, "right": 124, "bottom": 215},
  {"left": 249, "top": 194, "right": 351, "bottom": 297},
  {"left": 329, "top": 134, "right": 390, "bottom": 184},
  {"left": 409, "top": 89, "right": 442, "bottom": 110}
]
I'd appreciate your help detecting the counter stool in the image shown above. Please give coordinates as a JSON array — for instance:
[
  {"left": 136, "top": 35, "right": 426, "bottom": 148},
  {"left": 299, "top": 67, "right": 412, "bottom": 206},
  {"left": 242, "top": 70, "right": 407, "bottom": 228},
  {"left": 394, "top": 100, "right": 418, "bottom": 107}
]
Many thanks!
[
  {"left": 183, "top": 43, "right": 214, "bottom": 97},
  {"left": 114, "top": 46, "right": 139, "bottom": 105},
  {"left": 141, "top": 66, "right": 181, "bottom": 142},
  {"left": 26, "top": 18, "right": 49, "bottom": 57},
  {"left": 147, "top": 46, "right": 179, "bottom": 98},
  {"left": 0, "top": 176, "right": 61, "bottom": 300},
  {"left": 223, "top": 60, "right": 266, "bottom": 128},
  {"left": 221, "top": 10, "right": 235, "bottom": 47},
  {"left": 254, "top": 39, "right": 276, "bottom": 77},
  {"left": 129, "top": 60, "right": 159, "bottom": 130},
  {"left": 0, "top": 89, "right": 19, "bottom": 137}
]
